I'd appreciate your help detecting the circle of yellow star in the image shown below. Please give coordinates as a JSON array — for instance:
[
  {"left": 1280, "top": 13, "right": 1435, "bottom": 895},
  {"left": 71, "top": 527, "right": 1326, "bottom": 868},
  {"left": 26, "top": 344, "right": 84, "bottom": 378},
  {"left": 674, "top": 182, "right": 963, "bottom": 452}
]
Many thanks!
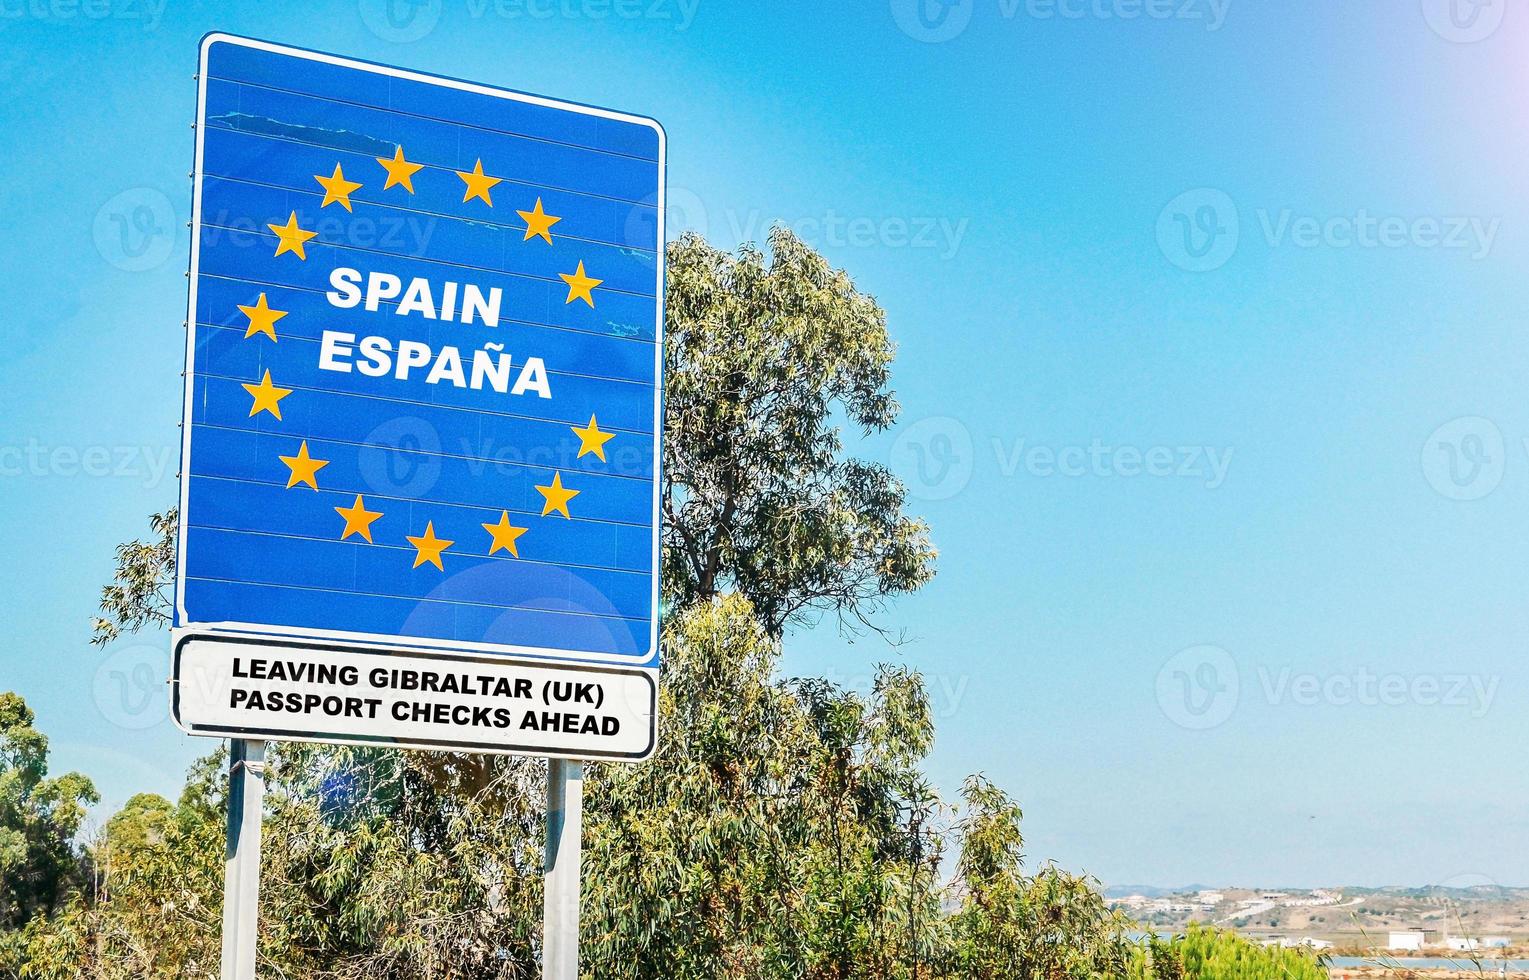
[
  {"left": 242, "top": 370, "right": 292, "bottom": 420},
  {"left": 279, "top": 440, "right": 329, "bottom": 490},
  {"left": 314, "top": 163, "right": 363, "bottom": 211},
  {"left": 559, "top": 261, "right": 603, "bottom": 307},
  {"left": 237, "top": 293, "right": 287, "bottom": 342},
  {"left": 517, "top": 197, "right": 562, "bottom": 245},
  {"left": 535, "top": 472, "right": 580, "bottom": 519},
  {"left": 376, "top": 146, "right": 424, "bottom": 193},
  {"left": 482, "top": 511, "right": 529, "bottom": 557},
  {"left": 335, "top": 494, "right": 383, "bottom": 543},
  {"left": 268, "top": 211, "right": 317, "bottom": 260},
  {"left": 570, "top": 414, "right": 616, "bottom": 462},
  {"left": 407, "top": 521, "right": 454, "bottom": 570},
  {"left": 456, "top": 159, "right": 502, "bottom": 206}
]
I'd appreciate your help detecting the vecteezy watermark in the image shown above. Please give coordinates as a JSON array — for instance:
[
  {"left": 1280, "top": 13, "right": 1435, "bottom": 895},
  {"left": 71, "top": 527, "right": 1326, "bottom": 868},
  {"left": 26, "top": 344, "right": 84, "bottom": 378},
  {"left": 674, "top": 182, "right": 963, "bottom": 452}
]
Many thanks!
[
  {"left": 0, "top": 0, "right": 167, "bottom": 29},
  {"left": 1421, "top": 416, "right": 1504, "bottom": 501},
  {"left": 93, "top": 187, "right": 176, "bottom": 272},
  {"left": 359, "top": 416, "right": 443, "bottom": 497},
  {"left": 1157, "top": 645, "right": 1502, "bottom": 729},
  {"left": 1255, "top": 208, "right": 1500, "bottom": 259},
  {"left": 891, "top": 0, "right": 1228, "bottom": 42},
  {"left": 1255, "top": 666, "right": 1499, "bottom": 719},
  {"left": 815, "top": 664, "right": 973, "bottom": 720},
  {"left": 93, "top": 643, "right": 170, "bottom": 730},
  {"left": 1420, "top": 0, "right": 1506, "bottom": 43},
  {"left": 890, "top": 0, "right": 976, "bottom": 42},
  {"left": 635, "top": 188, "right": 971, "bottom": 258},
  {"left": 1156, "top": 644, "right": 1240, "bottom": 730},
  {"left": 1158, "top": 188, "right": 1502, "bottom": 271},
  {"left": 468, "top": 0, "right": 701, "bottom": 29},
  {"left": 201, "top": 208, "right": 439, "bottom": 258},
  {"left": 994, "top": 438, "right": 1233, "bottom": 489},
  {"left": 893, "top": 417, "right": 975, "bottom": 501},
  {"left": 0, "top": 440, "right": 174, "bottom": 488},
  {"left": 358, "top": 0, "right": 443, "bottom": 41},
  {"left": 1156, "top": 188, "right": 1240, "bottom": 272}
]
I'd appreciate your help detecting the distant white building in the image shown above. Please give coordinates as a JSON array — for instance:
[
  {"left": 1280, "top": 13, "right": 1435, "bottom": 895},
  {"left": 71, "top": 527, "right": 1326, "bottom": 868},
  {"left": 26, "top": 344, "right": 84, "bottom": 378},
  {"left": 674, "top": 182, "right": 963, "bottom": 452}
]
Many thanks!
[
  {"left": 1445, "top": 937, "right": 1482, "bottom": 952},
  {"left": 1389, "top": 930, "right": 1428, "bottom": 951},
  {"left": 1482, "top": 936, "right": 1511, "bottom": 949},
  {"left": 1196, "top": 890, "right": 1225, "bottom": 905}
]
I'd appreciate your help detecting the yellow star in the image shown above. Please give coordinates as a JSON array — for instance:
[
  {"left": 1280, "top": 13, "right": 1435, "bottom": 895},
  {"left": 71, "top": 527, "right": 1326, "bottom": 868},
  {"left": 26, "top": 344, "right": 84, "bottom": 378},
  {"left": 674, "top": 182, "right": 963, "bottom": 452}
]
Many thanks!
[
  {"left": 376, "top": 146, "right": 424, "bottom": 193},
  {"left": 570, "top": 414, "right": 616, "bottom": 462},
  {"left": 535, "top": 472, "right": 580, "bottom": 519},
  {"left": 242, "top": 370, "right": 292, "bottom": 420},
  {"left": 335, "top": 494, "right": 383, "bottom": 543},
  {"left": 279, "top": 441, "right": 329, "bottom": 490},
  {"left": 406, "top": 521, "right": 454, "bottom": 570},
  {"left": 517, "top": 197, "right": 562, "bottom": 245},
  {"left": 237, "top": 293, "right": 287, "bottom": 342},
  {"left": 314, "top": 163, "right": 363, "bottom": 211},
  {"left": 481, "top": 511, "right": 529, "bottom": 557},
  {"left": 559, "top": 261, "right": 603, "bottom": 307},
  {"left": 456, "top": 159, "right": 502, "bottom": 206},
  {"left": 268, "top": 211, "right": 317, "bottom": 260}
]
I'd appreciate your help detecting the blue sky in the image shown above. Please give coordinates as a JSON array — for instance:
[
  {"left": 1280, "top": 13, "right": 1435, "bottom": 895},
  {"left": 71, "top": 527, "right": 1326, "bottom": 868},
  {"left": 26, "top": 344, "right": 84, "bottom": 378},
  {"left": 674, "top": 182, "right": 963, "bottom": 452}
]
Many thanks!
[{"left": 2, "top": 0, "right": 1527, "bottom": 888}]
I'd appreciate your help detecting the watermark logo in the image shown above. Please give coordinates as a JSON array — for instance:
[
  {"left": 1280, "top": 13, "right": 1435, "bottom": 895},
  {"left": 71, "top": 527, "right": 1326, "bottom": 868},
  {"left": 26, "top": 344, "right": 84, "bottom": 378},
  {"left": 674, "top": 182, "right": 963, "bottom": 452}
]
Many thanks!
[
  {"left": 358, "top": 0, "right": 443, "bottom": 41},
  {"left": 360, "top": 416, "right": 442, "bottom": 497},
  {"left": 1157, "top": 644, "right": 1240, "bottom": 730},
  {"left": 1157, "top": 188, "right": 1239, "bottom": 272},
  {"left": 93, "top": 187, "right": 175, "bottom": 272},
  {"left": 1421, "top": 0, "right": 1506, "bottom": 43},
  {"left": 892, "top": 416, "right": 974, "bottom": 501},
  {"left": 0, "top": 440, "right": 174, "bottom": 488},
  {"left": 0, "top": 0, "right": 167, "bottom": 28},
  {"left": 1421, "top": 416, "right": 1504, "bottom": 501},
  {"left": 463, "top": 0, "right": 701, "bottom": 30},
  {"left": 1256, "top": 666, "right": 1498, "bottom": 718},
  {"left": 995, "top": 439, "right": 1233, "bottom": 488},
  {"left": 92, "top": 644, "right": 169, "bottom": 730},
  {"left": 1160, "top": 189, "right": 1500, "bottom": 270},
  {"left": 626, "top": 186, "right": 710, "bottom": 248},
  {"left": 891, "top": 0, "right": 975, "bottom": 42}
]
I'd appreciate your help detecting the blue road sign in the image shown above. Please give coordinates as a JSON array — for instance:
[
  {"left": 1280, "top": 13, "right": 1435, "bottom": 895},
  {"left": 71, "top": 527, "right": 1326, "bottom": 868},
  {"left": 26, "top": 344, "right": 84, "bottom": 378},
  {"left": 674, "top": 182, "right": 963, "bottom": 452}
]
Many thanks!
[{"left": 172, "top": 35, "right": 664, "bottom": 760}]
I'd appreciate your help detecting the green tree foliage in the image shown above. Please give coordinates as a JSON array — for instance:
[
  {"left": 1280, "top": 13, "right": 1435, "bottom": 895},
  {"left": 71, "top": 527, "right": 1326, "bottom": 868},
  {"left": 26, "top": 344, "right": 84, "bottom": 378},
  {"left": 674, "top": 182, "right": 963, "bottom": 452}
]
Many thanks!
[
  {"left": 0, "top": 694, "right": 98, "bottom": 933},
  {"left": 0, "top": 694, "right": 98, "bottom": 976},
  {"left": 3, "top": 231, "right": 1331, "bottom": 978},
  {"left": 1126, "top": 925, "right": 1329, "bottom": 980},
  {"left": 663, "top": 229, "right": 936, "bottom": 636}
]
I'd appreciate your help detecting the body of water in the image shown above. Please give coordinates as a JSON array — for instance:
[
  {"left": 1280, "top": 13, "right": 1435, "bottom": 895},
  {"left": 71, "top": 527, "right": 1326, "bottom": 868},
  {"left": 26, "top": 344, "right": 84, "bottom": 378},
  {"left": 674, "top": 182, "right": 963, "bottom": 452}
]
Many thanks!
[{"left": 1329, "top": 956, "right": 1529, "bottom": 972}]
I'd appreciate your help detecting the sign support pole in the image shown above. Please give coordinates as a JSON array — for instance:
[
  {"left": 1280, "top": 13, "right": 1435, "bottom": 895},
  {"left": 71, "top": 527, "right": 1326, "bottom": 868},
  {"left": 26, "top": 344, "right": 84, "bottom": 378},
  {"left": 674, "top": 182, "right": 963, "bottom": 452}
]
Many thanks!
[
  {"left": 542, "top": 758, "right": 584, "bottom": 980},
  {"left": 220, "top": 738, "right": 266, "bottom": 980}
]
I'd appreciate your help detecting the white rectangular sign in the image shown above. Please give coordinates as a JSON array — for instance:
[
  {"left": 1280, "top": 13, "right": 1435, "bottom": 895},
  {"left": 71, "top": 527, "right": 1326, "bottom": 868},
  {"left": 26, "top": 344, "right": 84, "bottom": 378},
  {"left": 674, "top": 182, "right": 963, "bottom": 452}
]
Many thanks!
[{"left": 172, "top": 632, "right": 657, "bottom": 760}]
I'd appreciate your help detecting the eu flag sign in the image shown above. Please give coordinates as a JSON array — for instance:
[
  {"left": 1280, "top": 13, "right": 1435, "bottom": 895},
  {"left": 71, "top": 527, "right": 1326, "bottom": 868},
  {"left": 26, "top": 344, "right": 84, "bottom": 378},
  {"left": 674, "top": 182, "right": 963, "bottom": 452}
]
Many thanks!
[{"left": 171, "top": 35, "right": 664, "bottom": 761}]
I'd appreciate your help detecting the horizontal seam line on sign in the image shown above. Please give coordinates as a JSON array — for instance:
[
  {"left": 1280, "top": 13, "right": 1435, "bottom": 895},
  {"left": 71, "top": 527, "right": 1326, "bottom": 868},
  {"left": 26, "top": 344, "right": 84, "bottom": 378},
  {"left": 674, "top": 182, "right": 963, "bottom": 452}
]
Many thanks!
[
  {"left": 181, "top": 572, "right": 651, "bottom": 624},
  {"left": 203, "top": 72, "right": 661, "bottom": 166},
  {"left": 189, "top": 514, "right": 652, "bottom": 576},
  {"left": 195, "top": 321, "right": 657, "bottom": 389},
  {"left": 192, "top": 371, "right": 658, "bottom": 440},
  {"left": 194, "top": 272, "right": 658, "bottom": 346},
  {"left": 187, "top": 465, "right": 657, "bottom": 525},
  {"left": 197, "top": 164, "right": 660, "bottom": 255},
  {"left": 198, "top": 221, "right": 657, "bottom": 302}
]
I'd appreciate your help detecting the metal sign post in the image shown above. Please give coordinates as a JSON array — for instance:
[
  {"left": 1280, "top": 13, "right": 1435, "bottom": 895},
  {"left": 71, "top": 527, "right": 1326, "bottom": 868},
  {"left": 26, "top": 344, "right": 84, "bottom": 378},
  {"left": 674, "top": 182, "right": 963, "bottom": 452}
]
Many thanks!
[
  {"left": 220, "top": 738, "right": 266, "bottom": 980},
  {"left": 542, "top": 758, "right": 584, "bottom": 979}
]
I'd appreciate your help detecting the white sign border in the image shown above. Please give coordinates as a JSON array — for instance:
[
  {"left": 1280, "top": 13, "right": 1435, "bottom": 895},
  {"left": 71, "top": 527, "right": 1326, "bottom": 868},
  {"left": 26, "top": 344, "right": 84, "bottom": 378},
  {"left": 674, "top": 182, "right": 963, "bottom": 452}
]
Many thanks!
[
  {"left": 176, "top": 33, "right": 666, "bottom": 669},
  {"left": 171, "top": 629, "right": 659, "bottom": 761}
]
